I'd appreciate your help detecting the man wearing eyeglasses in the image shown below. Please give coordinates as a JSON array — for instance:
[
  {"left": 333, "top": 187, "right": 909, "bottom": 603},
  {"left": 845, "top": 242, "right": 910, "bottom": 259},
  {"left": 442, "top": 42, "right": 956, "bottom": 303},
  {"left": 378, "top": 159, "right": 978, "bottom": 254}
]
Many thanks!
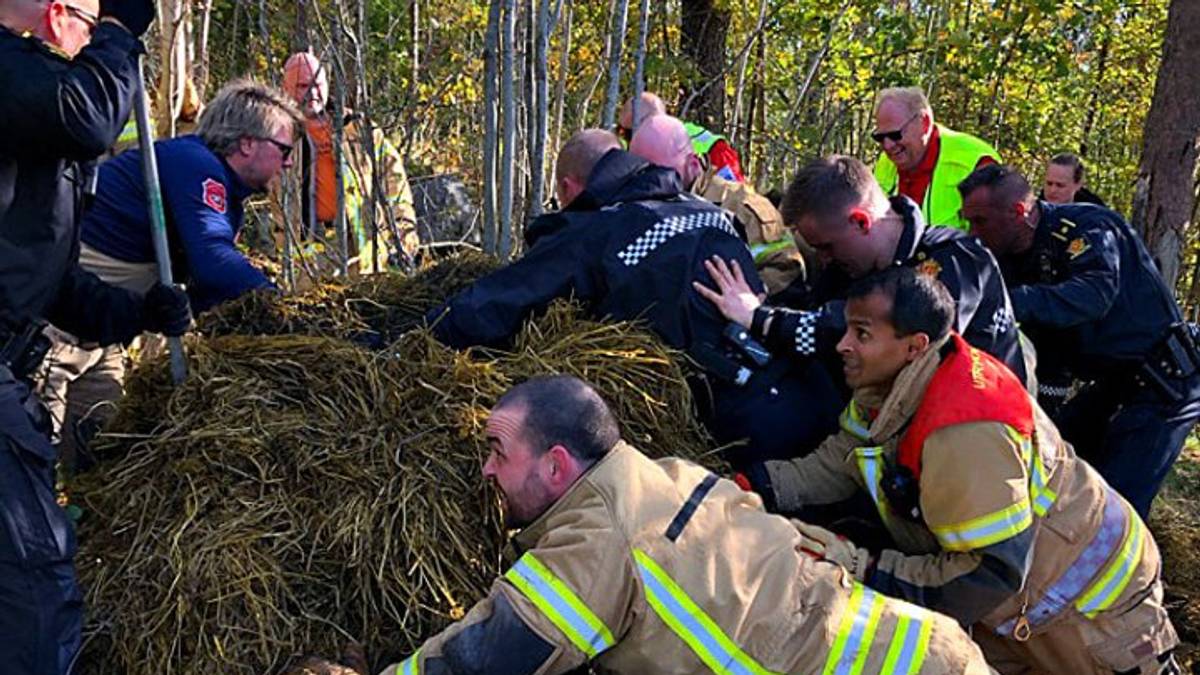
[
  {"left": 80, "top": 79, "right": 301, "bottom": 314},
  {"left": 0, "top": 0, "right": 194, "bottom": 673},
  {"left": 32, "top": 81, "right": 299, "bottom": 494},
  {"left": 872, "top": 86, "right": 999, "bottom": 231}
]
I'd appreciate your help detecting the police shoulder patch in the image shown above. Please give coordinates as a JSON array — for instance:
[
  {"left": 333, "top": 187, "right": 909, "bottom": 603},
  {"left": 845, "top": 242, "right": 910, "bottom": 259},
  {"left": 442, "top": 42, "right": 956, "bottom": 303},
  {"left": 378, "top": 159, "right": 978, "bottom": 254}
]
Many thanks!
[
  {"left": 1067, "top": 237, "right": 1090, "bottom": 259},
  {"left": 202, "top": 178, "right": 227, "bottom": 214}
]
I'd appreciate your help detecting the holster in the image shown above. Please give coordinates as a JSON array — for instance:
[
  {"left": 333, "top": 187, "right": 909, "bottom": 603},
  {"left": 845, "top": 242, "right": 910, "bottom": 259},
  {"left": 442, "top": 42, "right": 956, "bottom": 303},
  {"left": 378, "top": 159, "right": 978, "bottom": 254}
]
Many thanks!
[
  {"left": 0, "top": 320, "right": 50, "bottom": 381},
  {"left": 1135, "top": 322, "right": 1200, "bottom": 404}
]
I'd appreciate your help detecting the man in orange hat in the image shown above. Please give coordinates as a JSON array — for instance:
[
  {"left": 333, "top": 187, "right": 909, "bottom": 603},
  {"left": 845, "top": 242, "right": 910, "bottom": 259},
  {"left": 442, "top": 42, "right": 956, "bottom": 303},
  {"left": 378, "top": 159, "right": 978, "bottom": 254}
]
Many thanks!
[{"left": 282, "top": 49, "right": 417, "bottom": 274}]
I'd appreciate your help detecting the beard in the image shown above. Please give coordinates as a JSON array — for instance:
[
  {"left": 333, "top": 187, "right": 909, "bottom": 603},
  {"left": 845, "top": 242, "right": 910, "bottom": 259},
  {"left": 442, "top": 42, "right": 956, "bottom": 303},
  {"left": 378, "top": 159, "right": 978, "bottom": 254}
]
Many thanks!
[{"left": 499, "top": 471, "right": 556, "bottom": 529}]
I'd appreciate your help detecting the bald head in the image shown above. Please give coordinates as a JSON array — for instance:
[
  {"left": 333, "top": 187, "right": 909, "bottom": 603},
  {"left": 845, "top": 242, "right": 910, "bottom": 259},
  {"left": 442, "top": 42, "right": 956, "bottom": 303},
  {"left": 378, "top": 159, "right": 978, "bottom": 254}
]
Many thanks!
[
  {"left": 554, "top": 129, "right": 621, "bottom": 208},
  {"left": 629, "top": 115, "right": 702, "bottom": 189},
  {"left": 2, "top": 0, "right": 97, "bottom": 56},
  {"left": 619, "top": 92, "right": 667, "bottom": 134}
]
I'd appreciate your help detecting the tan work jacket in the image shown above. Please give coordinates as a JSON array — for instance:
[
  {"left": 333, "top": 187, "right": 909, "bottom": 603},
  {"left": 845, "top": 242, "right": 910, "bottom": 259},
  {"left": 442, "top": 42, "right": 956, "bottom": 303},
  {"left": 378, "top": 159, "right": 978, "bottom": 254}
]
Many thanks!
[
  {"left": 693, "top": 169, "right": 806, "bottom": 297},
  {"left": 766, "top": 336, "right": 1176, "bottom": 672},
  {"left": 384, "top": 442, "right": 989, "bottom": 674}
]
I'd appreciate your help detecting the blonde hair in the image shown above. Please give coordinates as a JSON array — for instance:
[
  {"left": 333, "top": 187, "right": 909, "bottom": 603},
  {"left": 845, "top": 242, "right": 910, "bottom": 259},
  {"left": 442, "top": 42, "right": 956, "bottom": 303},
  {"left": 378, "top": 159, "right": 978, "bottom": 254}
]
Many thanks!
[
  {"left": 197, "top": 79, "right": 302, "bottom": 156},
  {"left": 876, "top": 86, "right": 932, "bottom": 118}
]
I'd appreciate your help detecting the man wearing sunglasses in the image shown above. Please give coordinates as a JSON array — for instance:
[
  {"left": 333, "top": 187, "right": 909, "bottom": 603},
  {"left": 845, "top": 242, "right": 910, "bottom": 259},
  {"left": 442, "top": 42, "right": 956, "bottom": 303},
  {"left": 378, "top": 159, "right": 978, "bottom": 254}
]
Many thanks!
[
  {"left": 33, "top": 80, "right": 299, "bottom": 503},
  {"left": 872, "top": 86, "right": 999, "bottom": 231},
  {"left": 80, "top": 79, "right": 301, "bottom": 314},
  {"left": 0, "top": 0, "right": 193, "bottom": 673}
]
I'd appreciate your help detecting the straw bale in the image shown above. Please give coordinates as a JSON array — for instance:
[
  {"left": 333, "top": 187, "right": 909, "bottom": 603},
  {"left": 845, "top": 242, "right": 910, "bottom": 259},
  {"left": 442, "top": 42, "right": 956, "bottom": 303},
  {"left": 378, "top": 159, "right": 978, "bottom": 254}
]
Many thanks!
[
  {"left": 75, "top": 300, "right": 716, "bottom": 673},
  {"left": 197, "top": 250, "right": 501, "bottom": 342}
]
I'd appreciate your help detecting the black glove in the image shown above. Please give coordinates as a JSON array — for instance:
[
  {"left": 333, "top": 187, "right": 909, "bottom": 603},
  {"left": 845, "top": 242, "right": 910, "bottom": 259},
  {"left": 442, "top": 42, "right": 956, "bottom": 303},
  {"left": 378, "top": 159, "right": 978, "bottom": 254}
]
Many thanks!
[
  {"left": 142, "top": 283, "right": 191, "bottom": 337},
  {"left": 100, "top": 0, "right": 155, "bottom": 37}
]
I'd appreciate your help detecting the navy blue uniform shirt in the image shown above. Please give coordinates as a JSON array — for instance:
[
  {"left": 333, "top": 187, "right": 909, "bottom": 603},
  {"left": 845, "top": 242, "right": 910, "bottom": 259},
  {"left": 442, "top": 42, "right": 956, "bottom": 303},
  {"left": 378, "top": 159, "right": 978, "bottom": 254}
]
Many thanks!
[
  {"left": 81, "top": 135, "right": 272, "bottom": 313},
  {"left": 1000, "top": 201, "right": 1182, "bottom": 378}
]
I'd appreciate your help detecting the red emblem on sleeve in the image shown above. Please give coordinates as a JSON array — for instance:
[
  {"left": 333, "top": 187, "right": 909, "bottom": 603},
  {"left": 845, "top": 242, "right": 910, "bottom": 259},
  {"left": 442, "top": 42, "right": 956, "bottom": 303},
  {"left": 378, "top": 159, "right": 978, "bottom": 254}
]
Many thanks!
[{"left": 202, "top": 178, "right": 227, "bottom": 214}]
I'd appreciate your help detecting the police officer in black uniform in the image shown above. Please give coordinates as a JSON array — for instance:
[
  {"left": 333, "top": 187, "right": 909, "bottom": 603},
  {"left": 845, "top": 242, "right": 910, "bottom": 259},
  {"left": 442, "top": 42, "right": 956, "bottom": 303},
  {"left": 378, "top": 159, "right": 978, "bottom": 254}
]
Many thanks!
[
  {"left": 959, "top": 164, "right": 1200, "bottom": 518},
  {"left": 0, "top": 0, "right": 191, "bottom": 671},
  {"left": 429, "top": 132, "right": 843, "bottom": 468},
  {"left": 696, "top": 154, "right": 1028, "bottom": 391}
]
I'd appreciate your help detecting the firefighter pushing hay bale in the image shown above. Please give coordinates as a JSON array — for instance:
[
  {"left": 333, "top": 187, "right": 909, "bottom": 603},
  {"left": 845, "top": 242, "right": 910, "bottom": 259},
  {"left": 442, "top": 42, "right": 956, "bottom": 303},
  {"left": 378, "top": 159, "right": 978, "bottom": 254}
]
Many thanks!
[{"left": 73, "top": 300, "right": 717, "bottom": 674}]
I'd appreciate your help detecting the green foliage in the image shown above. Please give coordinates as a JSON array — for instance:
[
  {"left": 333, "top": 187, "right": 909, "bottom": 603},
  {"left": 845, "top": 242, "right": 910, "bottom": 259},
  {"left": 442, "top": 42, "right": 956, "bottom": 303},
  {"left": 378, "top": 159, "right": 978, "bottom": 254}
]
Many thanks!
[{"left": 201, "top": 0, "right": 1169, "bottom": 215}]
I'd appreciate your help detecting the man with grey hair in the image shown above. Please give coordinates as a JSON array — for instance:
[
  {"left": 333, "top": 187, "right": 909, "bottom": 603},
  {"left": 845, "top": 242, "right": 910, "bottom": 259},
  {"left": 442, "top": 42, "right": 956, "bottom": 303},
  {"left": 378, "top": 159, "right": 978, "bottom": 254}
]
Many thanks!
[
  {"left": 35, "top": 80, "right": 299, "bottom": 486},
  {"left": 81, "top": 79, "right": 301, "bottom": 311},
  {"left": 872, "top": 86, "right": 999, "bottom": 230}
]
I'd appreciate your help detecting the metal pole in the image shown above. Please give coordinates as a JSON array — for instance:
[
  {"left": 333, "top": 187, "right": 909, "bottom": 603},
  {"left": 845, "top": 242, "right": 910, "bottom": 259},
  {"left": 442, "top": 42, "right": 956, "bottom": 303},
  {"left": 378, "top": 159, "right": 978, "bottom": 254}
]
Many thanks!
[{"left": 134, "top": 56, "right": 188, "bottom": 384}]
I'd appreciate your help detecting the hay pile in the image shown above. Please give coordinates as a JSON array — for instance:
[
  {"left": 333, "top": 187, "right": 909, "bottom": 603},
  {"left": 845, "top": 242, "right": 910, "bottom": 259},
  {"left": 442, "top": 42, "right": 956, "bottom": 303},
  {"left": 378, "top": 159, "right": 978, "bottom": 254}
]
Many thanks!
[
  {"left": 197, "top": 250, "right": 501, "bottom": 342},
  {"left": 75, "top": 293, "right": 717, "bottom": 673},
  {"left": 1149, "top": 444, "right": 1200, "bottom": 670}
]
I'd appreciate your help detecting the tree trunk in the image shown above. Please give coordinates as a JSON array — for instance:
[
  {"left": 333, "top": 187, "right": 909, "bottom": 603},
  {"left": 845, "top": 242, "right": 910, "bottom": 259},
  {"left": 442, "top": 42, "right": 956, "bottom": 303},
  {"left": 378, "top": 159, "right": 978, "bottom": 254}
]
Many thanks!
[
  {"left": 729, "top": 0, "right": 767, "bottom": 147},
  {"left": 194, "top": 0, "right": 213, "bottom": 98},
  {"left": 548, "top": 0, "right": 572, "bottom": 192},
  {"left": 1131, "top": 0, "right": 1200, "bottom": 288},
  {"left": 481, "top": 0, "right": 502, "bottom": 254},
  {"left": 630, "top": 0, "right": 650, "bottom": 133},
  {"left": 600, "top": 0, "right": 630, "bottom": 128},
  {"left": 331, "top": 0, "right": 349, "bottom": 276},
  {"left": 499, "top": 0, "right": 517, "bottom": 259},
  {"left": 679, "top": 0, "right": 729, "bottom": 127}
]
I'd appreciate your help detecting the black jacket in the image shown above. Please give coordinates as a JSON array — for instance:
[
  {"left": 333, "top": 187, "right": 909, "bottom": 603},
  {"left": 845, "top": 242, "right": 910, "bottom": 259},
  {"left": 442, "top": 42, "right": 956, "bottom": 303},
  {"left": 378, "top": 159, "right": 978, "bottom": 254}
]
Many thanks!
[
  {"left": 1002, "top": 201, "right": 1182, "bottom": 379},
  {"left": 429, "top": 149, "right": 762, "bottom": 366},
  {"left": 0, "top": 24, "right": 145, "bottom": 344},
  {"left": 766, "top": 197, "right": 1028, "bottom": 383}
]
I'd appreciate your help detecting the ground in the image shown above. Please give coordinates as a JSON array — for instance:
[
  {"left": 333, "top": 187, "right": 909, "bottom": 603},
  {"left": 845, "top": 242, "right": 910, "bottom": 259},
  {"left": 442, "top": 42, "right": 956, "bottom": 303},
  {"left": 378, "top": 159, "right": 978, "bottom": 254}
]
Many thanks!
[{"left": 1150, "top": 440, "right": 1200, "bottom": 670}]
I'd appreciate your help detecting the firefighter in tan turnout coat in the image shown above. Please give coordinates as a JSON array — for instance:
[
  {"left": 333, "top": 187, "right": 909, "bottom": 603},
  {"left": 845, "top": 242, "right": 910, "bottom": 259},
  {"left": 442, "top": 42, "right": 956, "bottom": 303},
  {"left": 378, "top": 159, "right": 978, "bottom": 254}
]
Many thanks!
[
  {"left": 734, "top": 266, "right": 1178, "bottom": 674},
  {"left": 381, "top": 375, "right": 988, "bottom": 675}
]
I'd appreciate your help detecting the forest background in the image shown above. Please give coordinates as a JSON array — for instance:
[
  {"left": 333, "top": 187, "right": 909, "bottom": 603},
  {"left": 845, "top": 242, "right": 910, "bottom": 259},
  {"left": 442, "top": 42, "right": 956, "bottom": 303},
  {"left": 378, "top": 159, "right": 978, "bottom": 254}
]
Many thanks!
[{"left": 149, "top": 0, "right": 1199, "bottom": 308}]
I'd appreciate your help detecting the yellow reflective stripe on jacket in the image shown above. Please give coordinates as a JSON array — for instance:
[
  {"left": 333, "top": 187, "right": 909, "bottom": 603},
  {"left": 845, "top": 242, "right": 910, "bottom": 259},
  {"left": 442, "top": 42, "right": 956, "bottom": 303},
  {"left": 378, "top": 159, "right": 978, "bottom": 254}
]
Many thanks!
[
  {"left": 930, "top": 498, "right": 1032, "bottom": 552},
  {"left": 854, "top": 447, "right": 892, "bottom": 527},
  {"left": 840, "top": 402, "right": 871, "bottom": 441},
  {"left": 1074, "top": 501, "right": 1146, "bottom": 618},
  {"left": 397, "top": 650, "right": 419, "bottom": 675},
  {"left": 632, "top": 549, "right": 779, "bottom": 675},
  {"left": 504, "top": 552, "right": 616, "bottom": 658},
  {"left": 117, "top": 117, "right": 139, "bottom": 145},
  {"left": 1002, "top": 426, "right": 1058, "bottom": 517},
  {"left": 825, "top": 583, "right": 932, "bottom": 675},
  {"left": 749, "top": 239, "right": 793, "bottom": 263},
  {"left": 879, "top": 605, "right": 933, "bottom": 675}
]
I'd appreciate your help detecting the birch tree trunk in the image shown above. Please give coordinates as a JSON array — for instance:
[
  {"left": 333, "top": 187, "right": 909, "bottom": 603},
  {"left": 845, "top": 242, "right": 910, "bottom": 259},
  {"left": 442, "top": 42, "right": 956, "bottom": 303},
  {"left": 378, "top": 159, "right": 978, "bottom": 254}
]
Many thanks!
[
  {"left": 481, "top": 0, "right": 502, "bottom": 254},
  {"left": 194, "top": 0, "right": 213, "bottom": 98},
  {"left": 548, "top": 0, "right": 572, "bottom": 193},
  {"left": 528, "top": 0, "right": 552, "bottom": 220},
  {"left": 156, "top": 0, "right": 189, "bottom": 138},
  {"left": 1131, "top": 0, "right": 1200, "bottom": 288},
  {"left": 499, "top": 0, "right": 517, "bottom": 259},
  {"left": 600, "top": 0, "right": 629, "bottom": 129}
]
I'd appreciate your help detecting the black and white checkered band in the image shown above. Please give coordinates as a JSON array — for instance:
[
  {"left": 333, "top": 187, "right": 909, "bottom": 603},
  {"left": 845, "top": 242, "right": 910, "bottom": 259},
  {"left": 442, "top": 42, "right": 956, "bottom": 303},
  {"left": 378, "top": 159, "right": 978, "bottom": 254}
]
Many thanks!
[
  {"left": 617, "top": 210, "right": 736, "bottom": 267},
  {"left": 794, "top": 310, "right": 819, "bottom": 356},
  {"left": 1038, "top": 383, "right": 1072, "bottom": 399}
]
